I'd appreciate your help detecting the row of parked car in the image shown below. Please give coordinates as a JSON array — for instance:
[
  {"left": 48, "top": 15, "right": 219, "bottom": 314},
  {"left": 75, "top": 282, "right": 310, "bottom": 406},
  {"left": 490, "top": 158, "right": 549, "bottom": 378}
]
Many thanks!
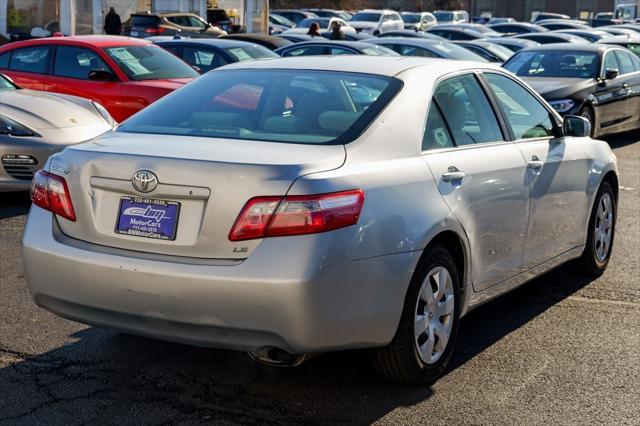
[{"left": 0, "top": 15, "right": 638, "bottom": 191}]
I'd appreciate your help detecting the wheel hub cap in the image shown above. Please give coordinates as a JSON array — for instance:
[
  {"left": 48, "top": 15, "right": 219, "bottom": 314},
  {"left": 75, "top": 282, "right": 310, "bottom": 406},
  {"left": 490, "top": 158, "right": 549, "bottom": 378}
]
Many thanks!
[
  {"left": 594, "top": 193, "right": 613, "bottom": 263},
  {"left": 414, "top": 266, "right": 455, "bottom": 365}
]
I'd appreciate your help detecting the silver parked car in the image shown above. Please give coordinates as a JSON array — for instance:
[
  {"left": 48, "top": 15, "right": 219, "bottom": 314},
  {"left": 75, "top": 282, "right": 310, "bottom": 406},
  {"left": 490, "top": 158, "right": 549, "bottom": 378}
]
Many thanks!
[
  {"left": 0, "top": 74, "right": 115, "bottom": 191},
  {"left": 23, "top": 57, "right": 618, "bottom": 385}
]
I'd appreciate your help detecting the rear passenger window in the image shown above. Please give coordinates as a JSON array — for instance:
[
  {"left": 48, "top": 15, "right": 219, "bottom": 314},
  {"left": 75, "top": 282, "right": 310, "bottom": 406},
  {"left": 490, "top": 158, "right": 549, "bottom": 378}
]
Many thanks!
[
  {"left": 54, "top": 46, "right": 110, "bottom": 79},
  {"left": 484, "top": 73, "right": 555, "bottom": 140},
  {"left": 614, "top": 50, "right": 635, "bottom": 74},
  {"left": 0, "top": 52, "right": 10, "bottom": 69},
  {"left": 9, "top": 46, "right": 50, "bottom": 74},
  {"left": 422, "top": 100, "right": 454, "bottom": 151},
  {"left": 433, "top": 74, "right": 504, "bottom": 145}
]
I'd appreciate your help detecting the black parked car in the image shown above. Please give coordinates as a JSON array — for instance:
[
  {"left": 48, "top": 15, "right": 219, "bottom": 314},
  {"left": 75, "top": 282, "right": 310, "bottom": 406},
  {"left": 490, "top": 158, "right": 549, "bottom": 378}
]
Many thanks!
[
  {"left": 122, "top": 12, "right": 226, "bottom": 38},
  {"left": 154, "top": 38, "right": 278, "bottom": 73},
  {"left": 221, "top": 34, "right": 292, "bottom": 51},
  {"left": 502, "top": 44, "right": 640, "bottom": 137},
  {"left": 274, "top": 40, "right": 398, "bottom": 57},
  {"left": 206, "top": 9, "right": 234, "bottom": 33},
  {"left": 513, "top": 32, "right": 589, "bottom": 44},
  {"left": 488, "top": 22, "right": 548, "bottom": 34},
  {"left": 369, "top": 38, "right": 489, "bottom": 62},
  {"left": 453, "top": 40, "right": 514, "bottom": 62}
]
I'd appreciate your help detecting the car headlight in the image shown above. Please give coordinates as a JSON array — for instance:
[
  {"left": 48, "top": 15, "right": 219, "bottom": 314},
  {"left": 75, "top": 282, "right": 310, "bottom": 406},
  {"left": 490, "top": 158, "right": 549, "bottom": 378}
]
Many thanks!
[
  {"left": 549, "top": 99, "right": 575, "bottom": 114},
  {"left": 0, "top": 114, "right": 35, "bottom": 136},
  {"left": 91, "top": 101, "right": 117, "bottom": 127}
]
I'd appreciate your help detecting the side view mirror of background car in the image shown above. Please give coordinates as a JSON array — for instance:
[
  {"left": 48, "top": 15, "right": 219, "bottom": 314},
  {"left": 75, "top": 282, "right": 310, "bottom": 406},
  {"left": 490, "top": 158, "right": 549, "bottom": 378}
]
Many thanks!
[
  {"left": 563, "top": 115, "right": 591, "bottom": 138},
  {"left": 88, "top": 69, "right": 115, "bottom": 82},
  {"left": 605, "top": 68, "right": 619, "bottom": 80}
]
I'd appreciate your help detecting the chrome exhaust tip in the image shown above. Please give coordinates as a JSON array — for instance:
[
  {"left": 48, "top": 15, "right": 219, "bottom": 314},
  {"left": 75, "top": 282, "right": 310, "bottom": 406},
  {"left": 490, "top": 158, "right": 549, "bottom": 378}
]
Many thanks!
[{"left": 248, "top": 346, "right": 306, "bottom": 367}]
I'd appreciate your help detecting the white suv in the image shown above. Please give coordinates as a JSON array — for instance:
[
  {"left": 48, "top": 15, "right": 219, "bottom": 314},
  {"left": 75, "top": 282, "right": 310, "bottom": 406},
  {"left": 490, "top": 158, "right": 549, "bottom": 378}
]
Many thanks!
[{"left": 349, "top": 9, "right": 403, "bottom": 35}]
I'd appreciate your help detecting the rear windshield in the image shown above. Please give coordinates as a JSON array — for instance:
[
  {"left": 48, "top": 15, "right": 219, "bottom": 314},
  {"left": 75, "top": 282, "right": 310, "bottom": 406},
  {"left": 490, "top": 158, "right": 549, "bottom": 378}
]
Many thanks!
[
  {"left": 104, "top": 45, "right": 199, "bottom": 80},
  {"left": 504, "top": 50, "right": 599, "bottom": 78},
  {"left": 350, "top": 13, "right": 381, "bottom": 22},
  {"left": 223, "top": 45, "right": 278, "bottom": 61},
  {"left": 401, "top": 13, "right": 420, "bottom": 23},
  {"left": 434, "top": 12, "right": 453, "bottom": 21},
  {"left": 118, "top": 69, "right": 402, "bottom": 145},
  {"left": 131, "top": 16, "right": 160, "bottom": 27}
]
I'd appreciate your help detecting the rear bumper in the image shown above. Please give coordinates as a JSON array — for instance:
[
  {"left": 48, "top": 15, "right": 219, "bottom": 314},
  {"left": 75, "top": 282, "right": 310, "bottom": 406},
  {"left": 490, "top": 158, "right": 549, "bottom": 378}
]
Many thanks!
[{"left": 23, "top": 206, "right": 419, "bottom": 353}]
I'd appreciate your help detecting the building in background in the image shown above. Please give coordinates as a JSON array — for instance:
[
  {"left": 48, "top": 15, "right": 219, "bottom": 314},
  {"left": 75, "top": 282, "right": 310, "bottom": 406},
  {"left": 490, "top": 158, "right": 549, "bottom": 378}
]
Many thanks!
[{"left": 0, "top": 0, "right": 267, "bottom": 39}]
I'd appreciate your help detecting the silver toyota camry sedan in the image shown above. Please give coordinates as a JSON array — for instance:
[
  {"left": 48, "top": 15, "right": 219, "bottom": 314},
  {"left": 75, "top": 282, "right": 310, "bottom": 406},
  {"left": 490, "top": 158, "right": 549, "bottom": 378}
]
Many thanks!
[
  {"left": 22, "top": 56, "right": 618, "bottom": 385},
  {"left": 0, "top": 74, "right": 115, "bottom": 191}
]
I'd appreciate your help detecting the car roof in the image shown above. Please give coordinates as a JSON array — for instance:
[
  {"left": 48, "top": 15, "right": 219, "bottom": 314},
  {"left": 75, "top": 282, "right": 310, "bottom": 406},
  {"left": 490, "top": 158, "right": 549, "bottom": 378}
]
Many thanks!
[
  {"left": 518, "top": 43, "right": 613, "bottom": 53},
  {"left": 219, "top": 55, "right": 497, "bottom": 78},
  {"left": 485, "top": 37, "right": 539, "bottom": 46},
  {"left": 372, "top": 37, "right": 443, "bottom": 47},
  {"left": 155, "top": 38, "right": 259, "bottom": 49},
  {"left": 597, "top": 34, "right": 640, "bottom": 43},
  {"left": 0, "top": 35, "right": 149, "bottom": 49}
]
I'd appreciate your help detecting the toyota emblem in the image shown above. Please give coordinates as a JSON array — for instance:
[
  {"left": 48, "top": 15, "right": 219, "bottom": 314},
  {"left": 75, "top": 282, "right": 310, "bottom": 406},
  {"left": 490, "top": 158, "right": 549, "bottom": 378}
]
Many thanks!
[{"left": 132, "top": 170, "right": 158, "bottom": 193}]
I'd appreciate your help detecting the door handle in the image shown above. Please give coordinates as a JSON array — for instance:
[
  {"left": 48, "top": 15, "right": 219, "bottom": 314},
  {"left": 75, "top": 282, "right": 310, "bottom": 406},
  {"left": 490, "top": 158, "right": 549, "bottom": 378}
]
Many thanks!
[{"left": 441, "top": 167, "right": 466, "bottom": 183}]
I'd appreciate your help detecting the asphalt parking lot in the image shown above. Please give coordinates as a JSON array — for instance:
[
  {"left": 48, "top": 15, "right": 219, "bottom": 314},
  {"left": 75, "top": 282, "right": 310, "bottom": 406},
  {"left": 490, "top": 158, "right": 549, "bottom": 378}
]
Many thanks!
[{"left": 0, "top": 132, "right": 638, "bottom": 425}]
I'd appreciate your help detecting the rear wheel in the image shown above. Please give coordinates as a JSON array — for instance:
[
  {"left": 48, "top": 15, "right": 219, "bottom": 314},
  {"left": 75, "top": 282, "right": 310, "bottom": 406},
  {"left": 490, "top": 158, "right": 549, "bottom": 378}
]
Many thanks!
[
  {"left": 579, "top": 105, "right": 595, "bottom": 137},
  {"left": 575, "top": 180, "right": 616, "bottom": 275},
  {"left": 371, "top": 245, "right": 460, "bottom": 385}
]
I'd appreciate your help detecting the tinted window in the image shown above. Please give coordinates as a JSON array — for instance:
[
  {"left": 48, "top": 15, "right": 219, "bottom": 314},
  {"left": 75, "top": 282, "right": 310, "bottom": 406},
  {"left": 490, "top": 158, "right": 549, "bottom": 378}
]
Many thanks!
[
  {"left": 350, "top": 13, "right": 381, "bottom": 22},
  {"left": 0, "top": 75, "right": 16, "bottom": 90},
  {"left": 167, "top": 16, "right": 190, "bottom": 26},
  {"left": 504, "top": 50, "right": 599, "bottom": 78},
  {"left": 402, "top": 14, "right": 420, "bottom": 23},
  {"left": 118, "top": 69, "right": 401, "bottom": 145},
  {"left": 430, "top": 42, "right": 488, "bottom": 61},
  {"left": 224, "top": 45, "right": 277, "bottom": 61},
  {"left": 434, "top": 12, "right": 453, "bottom": 21},
  {"left": 104, "top": 45, "right": 198, "bottom": 80},
  {"left": 625, "top": 44, "right": 640, "bottom": 57},
  {"left": 433, "top": 74, "right": 503, "bottom": 145},
  {"left": 0, "top": 52, "right": 10, "bottom": 68},
  {"left": 422, "top": 101, "right": 454, "bottom": 150},
  {"left": 281, "top": 46, "right": 325, "bottom": 56},
  {"left": 630, "top": 52, "right": 640, "bottom": 71},
  {"left": 9, "top": 46, "right": 50, "bottom": 74},
  {"left": 485, "top": 73, "right": 555, "bottom": 140},
  {"left": 162, "top": 46, "right": 181, "bottom": 56},
  {"left": 182, "top": 47, "right": 227, "bottom": 72},
  {"left": 330, "top": 47, "right": 354, "bottom": 55},
  {"left": 496, "top": 25, "right": 525, "bottom": 33},
  {"left": 188, "top": 16, "right": 207, "bottom": 28},
  {"left": 396, "top": 45, "right": 436, "bottom": 57},
  {"left": 131, "top": 16, "right": 159, "bottom": 27},
  {"left": 54, "top": 46, "right": 110, "bottom": 79},
  {"left": 614, "top": 50, "right": 635, "bottom": 74}
]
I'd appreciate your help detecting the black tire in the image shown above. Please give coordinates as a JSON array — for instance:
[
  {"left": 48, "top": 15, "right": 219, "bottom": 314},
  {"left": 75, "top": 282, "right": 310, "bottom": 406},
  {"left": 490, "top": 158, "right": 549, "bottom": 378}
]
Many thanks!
[
  {"left": 579, "top": 105, "right": 595, "bottom": 137},
  {"left": 373, "top": 30, "right": 380, "bottom": 36},
  {"left": 371, "top": 245, "right": 461, "bottom": 385},
  {"left": 574, "top": 180, "right": 616, "bottom": 276}
]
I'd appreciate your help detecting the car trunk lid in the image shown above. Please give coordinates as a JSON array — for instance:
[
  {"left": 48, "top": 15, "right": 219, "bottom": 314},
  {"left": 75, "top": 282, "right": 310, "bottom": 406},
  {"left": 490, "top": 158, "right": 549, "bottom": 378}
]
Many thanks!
[{"left": 51, "top": 132, "right": 345, "bottom": 259}]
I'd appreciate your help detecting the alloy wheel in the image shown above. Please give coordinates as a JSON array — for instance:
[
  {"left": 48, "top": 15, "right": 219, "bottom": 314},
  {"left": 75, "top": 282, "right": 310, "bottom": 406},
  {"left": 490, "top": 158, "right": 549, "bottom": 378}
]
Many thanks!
[
  {"left": 414, "top": 266, "right": 455, "bottom": 364},
  {"left": 594, "top": 192, "right": 614, "bottom": 264}
]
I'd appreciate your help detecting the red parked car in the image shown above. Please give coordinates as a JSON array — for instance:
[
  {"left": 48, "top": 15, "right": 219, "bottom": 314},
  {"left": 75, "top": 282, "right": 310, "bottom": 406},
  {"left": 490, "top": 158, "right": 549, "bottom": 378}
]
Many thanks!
[{"left": 0, "top": 36, "right": 199, "bottom": 122}]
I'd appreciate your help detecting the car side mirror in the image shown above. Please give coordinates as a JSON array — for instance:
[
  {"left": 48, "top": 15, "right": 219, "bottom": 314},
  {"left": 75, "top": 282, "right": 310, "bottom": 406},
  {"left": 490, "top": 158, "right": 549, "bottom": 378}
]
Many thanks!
[
  {"left": 604, "top": 68, "right": 619, "bottom": 80},
  {"left": 88, "top": 69, "right": 115, "bottom": 81},
  {"left": 563, "top": 115, "right": 591, "bottom": 138}
]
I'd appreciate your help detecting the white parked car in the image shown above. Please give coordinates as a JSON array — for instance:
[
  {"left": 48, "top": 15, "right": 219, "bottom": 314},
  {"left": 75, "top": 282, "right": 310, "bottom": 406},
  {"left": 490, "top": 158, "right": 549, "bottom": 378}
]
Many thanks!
[
  {"left": 433, "top": 10, "right": 469, "bottom": 24},
  {"left": 23, "top": 56, "right": 618, "bottom": 385},
  {"left": 281, "top": 17, "right": 356, "bottom": 34},
  {"left": 349, "top": 9, "right": 404, "bottom": 35}
]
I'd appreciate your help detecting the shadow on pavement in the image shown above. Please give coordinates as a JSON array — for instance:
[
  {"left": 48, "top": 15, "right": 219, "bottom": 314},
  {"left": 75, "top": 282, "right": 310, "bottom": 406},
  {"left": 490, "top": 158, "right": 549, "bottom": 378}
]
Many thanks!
[
  {"left": 0, "top": 191, "right": 30, "bottom": 219},
  {"left": 601, "top": 129, "right": 640, "bottom": 149},
  {"left": 0, "top": 263, "right": 597, "bottom": 424}
]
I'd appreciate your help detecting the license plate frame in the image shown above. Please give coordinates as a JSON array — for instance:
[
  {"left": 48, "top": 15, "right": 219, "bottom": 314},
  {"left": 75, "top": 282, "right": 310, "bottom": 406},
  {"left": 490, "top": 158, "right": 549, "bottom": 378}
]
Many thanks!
[{"left": 115, "top": 197, "right": 180, "bottom": 241}]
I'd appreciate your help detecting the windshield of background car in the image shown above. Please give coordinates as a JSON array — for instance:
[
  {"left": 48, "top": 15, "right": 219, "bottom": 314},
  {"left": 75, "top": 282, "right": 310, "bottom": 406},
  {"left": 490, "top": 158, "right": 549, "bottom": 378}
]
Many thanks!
[
  {"left": 402, "top": 14, "right": 420, "bottom": 23},
  {"left": 118, "top": 69, "right": 402, "bottom": 145},
  {"left": 504, "top": 50, "right": 599, "bottom": 78},
  {"left": 350, "top": 13, "right": 381, "bottom": 22},
  {"left": 0, "top": 76, "right": 16, "bottom": 90},
  {"left": 104, "top": 45, "right": 199, "bottom": 80},
  {"left": 224, "top": 45, "right": 278, "bottom": 61},
  {"left": 433, "top": 42, "right": 489, "bottom": 62},
  {"left": 434, "top": 12, "right": 454, "bottom": 21}
]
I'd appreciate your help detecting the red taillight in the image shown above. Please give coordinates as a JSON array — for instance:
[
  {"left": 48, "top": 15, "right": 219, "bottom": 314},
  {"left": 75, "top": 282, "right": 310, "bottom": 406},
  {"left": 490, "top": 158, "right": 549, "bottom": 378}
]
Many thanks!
[
  {"left": 30, "top": 170, "right": 76, "bottom": 221},
  {"left": 144, "top": 27, "right": 166, "bottom": 34},
  {"left": 229, "top": 190, "right": 364, "bottom": 241}
]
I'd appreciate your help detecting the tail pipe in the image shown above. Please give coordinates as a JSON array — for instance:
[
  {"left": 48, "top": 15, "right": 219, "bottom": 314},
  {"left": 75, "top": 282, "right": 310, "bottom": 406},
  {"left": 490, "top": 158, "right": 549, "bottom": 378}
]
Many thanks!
[{"left": 248, "top": 346, "right": 307, "bottom": 367}]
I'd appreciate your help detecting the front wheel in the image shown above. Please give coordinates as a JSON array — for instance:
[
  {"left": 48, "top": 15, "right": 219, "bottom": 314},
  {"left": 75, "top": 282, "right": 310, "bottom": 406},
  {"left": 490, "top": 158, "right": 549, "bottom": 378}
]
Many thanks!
[
  {"left": 574, "top": 180, "right": 616, "bottom": 275},
  {"left": 371, "top": 245, "right": 460, "bottom": 385},
  {"left": 579, "top": 105, "right": 595, "bottom": 137}
]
